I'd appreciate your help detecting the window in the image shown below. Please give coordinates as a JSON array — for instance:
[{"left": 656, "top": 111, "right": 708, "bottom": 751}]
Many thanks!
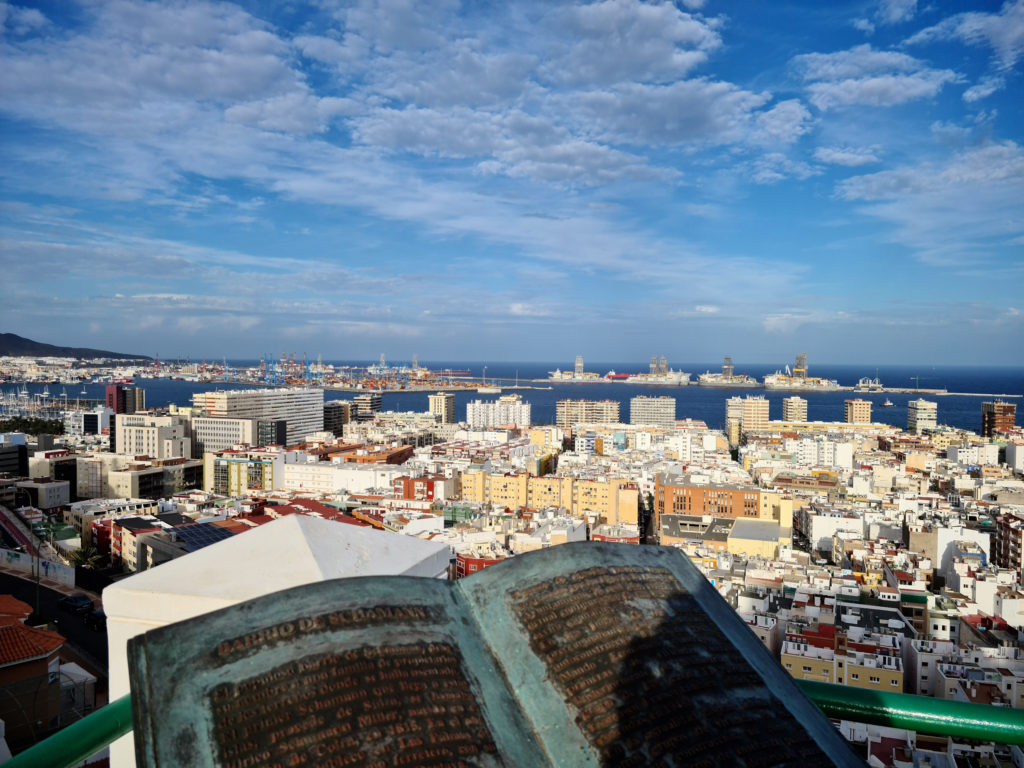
[
  {"left": 890, "top": 680, "right": 899, "bottom": 687},
  {"left": 851, "top": 673, "right": 859, "bottom": 680},
  {"left": 784, "top": 663, "right": 792, "bottom": 670},
  {"left": 922, "top": 662, "right": 928, "bottom": 667},
  {"left": 869, "top": 676, "right": 880, "bottom": 684},
  {"left": 802, "top": 666, "right": 812, "bottom": 672}
]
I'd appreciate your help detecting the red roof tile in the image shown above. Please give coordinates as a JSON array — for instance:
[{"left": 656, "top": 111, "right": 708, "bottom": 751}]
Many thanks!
[
  {"left": 0, "top": 616, "right": 64, "bottom": 665},
  {"left": 0, "top": 595, "right": 32, "bottom": 620}
]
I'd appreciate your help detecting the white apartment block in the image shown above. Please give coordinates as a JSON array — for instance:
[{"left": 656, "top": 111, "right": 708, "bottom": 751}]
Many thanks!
[
  {"left": 1006, "top": 442, "right": 1024, "bottom": 472},
  {"left": 191, "top": 388, "right": 324, "bottom": 445},
  {"left": 556, "top": 399, "right": 620, "bottom": 429},
  {"left": 282, "top": 461, "right": 408, "bottom": 495},
  {"left": 466, "top": 394, "right": 531, "bottom": 428},
  {"left": 784, "top": 437, "right": 854, "bottom": 471},
  {"left": 115, "top": 414, "right": 191, "bottom": 459},
  {"left": 907, "top": 399, "right": 938, "bottom": 434},
  {"left": 189, "top": 416, "right": 258, "bottom": 455},
  {"left": 630, "top": 396, "right": 676, "bottom": 428},
  {"left": 782, "top": 397, "right": 808, "bottom": 422},
  {"left": 947, "top": 443, "right": 1000, "bottom": 466}
]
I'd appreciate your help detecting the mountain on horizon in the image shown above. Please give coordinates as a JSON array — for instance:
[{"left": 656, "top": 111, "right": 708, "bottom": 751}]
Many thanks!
[{"left": 0, "top": 332, "right": 152, "bottom": 361}]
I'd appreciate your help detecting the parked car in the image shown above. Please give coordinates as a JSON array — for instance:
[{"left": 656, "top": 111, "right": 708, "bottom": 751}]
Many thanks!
[
  {"left": 84, "top": 609, "right": 106, "bottom": 631},
  {"left": 57, "top": 593, "right": 94, "bottom": 615}
]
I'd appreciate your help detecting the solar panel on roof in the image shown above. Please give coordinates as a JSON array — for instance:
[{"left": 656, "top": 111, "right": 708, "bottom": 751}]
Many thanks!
[{"left": 174, "top": 524, "right": 236, "bottom": 552}]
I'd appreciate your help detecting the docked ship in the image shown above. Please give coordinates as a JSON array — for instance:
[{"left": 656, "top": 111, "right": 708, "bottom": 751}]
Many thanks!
[
  {"left": 698, "top": 356, "right": 759, "bottom": 388},
  {"left": 549, "top": 355, "right": 602, "bottom": 382},
  {"left": 622, "top": 370, "right": 691, "bottom": 385},
  {"left": 600, "top": 354, "right": 690, "bottom": 385},
  {"left": 855, "top": 375, "right": 884, "bottom": 392},
  {"left": 763, "top": 354, "right": 840, "bottom": 392}
]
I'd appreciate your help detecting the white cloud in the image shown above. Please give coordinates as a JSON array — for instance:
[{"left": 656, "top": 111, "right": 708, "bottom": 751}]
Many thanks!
[
  {"left": 373, "top": 40, "right": 539, "bottom": 108},
  {"left": 762, "top": 312, "right": 812, "bottom": 333},
  {"left": 837, "top": 141, "right": 1024, "bottom": 265},
  {"left": 564, "top": 80, "right": 771, "bottom": 145},
  {"left": 853, "top": 18, "right": 875, "bottom": 35},
  {"left": 962, "top": 75, "right": 1006, "bottom": 102},
  {"left": 793, "top": 44, "right": 959, "bottom": 110},
  {"left": 814, "top": 146, "right": 880, "bottom": 166},
  {"left": 878, "top": 0, "right": 916, "bottom": 25},
  {"left": 750, "top": 153, "right": 821, "bottom": 184},
  {"left": 0, "top": 3, "right": 48, "bottom": 35},
  {"left": 293, "top": 34, "right": 367, "bottom": 66},
  {"left": 753, "top": 99, "right": 814, "bottom": 144},
  {"left": 694, "top": 305, "right": 719, "bottom": 314},
  {"left": 906, "top": 0, "right": 1024, "bottom": 70},
  {"left": 225, "top": 93, "right": 355, "bottom": 134},
  {"left": 543, "top": 0, "right": 722, "bottom": 86}
]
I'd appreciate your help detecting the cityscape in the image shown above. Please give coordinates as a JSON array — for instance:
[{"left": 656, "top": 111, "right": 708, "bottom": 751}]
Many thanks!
[
  {"left": 0, "top": 343, "right": 1022, "bottom": 765},
  {"left": 3, "top": 0, "right": 1024, "bottom": 766}
]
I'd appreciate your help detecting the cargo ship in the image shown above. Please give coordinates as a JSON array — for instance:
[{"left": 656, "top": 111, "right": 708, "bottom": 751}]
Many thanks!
[
  {"left": 763, "top": 354, "right": 840, "bottom": 392},
  {"left": 697, "top": 356, "right": 759, "bottom": 388},
  {"left": 622, "top": 370, "right": 691, "bottom": 385}
]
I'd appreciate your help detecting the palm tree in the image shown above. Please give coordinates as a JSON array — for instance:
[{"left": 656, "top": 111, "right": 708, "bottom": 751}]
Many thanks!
[{"left": 68, "top": 547, "right": 103, "bottom": 569}]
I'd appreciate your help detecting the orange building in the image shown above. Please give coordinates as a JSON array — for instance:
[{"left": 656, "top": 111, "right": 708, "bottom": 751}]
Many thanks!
[{"left": 656, "top": 477, "right": 760, "bottom": 519}]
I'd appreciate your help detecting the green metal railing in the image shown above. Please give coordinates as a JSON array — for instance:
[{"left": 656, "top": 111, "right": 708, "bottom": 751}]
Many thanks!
[
  {"left": 797, "top": 681, "right": 1024, "bottom": 745},
  {"left": 4, "top": 684, "right": 1024, "bottom": 768},
  {"left": 3, "top": 694, "right": 132, "bottom": 768}
]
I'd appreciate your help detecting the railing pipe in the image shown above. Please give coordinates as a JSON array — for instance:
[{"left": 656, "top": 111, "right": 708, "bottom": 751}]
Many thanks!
[
  {"left": 797, "top": 680, "right": 1024, "bottom": 745},
  {"left": 4, "top": 683, "right": 1024, "bottom": 768},
  {"left": 2, "top": 693, "right": 132, "bottom": 768}
]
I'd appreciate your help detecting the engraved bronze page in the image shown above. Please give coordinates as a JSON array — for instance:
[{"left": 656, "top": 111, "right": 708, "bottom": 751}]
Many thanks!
[
  {"left": 458, "top": 542, "right": 861, "bottom": 767},
  {"left": 129, "top": 578, "right": 546, "bottom": 768}
]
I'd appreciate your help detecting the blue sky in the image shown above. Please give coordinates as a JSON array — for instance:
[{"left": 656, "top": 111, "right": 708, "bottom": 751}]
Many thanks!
[{"left": 1, "top": 0, "right": 1022, "bottom": 365}]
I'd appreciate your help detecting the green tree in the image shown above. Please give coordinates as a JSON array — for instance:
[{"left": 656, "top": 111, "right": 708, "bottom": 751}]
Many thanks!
[
  {"left": 68, "top": 547, "right": 103, "bottom": 569},
  {"left": 0, "top": 417, "right": 64, "bottom": 435}
]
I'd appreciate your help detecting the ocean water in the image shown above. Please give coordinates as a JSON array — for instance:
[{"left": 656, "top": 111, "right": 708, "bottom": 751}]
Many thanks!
[{"left": 8, "top": 362, "right": 1022, "bottom": 433}]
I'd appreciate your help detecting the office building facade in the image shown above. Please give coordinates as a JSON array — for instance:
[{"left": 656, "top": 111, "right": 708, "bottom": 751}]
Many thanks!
[
  {"left": 907, "top": 399, "right": 937, "bottom": 435},
  {"left": 191, "top": 388, "right": 324, "bottom": 445},
  {"left": 630, "top": 396, "right": 675, "bottom": 428},
  {"left": 556, "top": 399, "right": 620, "bottom": 429}
]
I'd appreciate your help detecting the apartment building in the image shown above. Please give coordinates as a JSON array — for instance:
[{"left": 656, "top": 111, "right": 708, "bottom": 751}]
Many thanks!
[
  {"left": 428, "top": 392, "right": 455, "bottom": 424},
  {"left": 844, "top": 399, "right": 872, "bottom": 425},
  {"left": 555, "top": 399, "right": 620, "bottom": 429},
  {"left": 466, "top": 394, "right": 531, "bottom": 428},
  {"left": 630, "top": 396, "right": 675, "bottom": 428},
  {"left": 907, "top": 399, "right": 938, "bottom": 435},
  {"left": 191, "top": 388, "right": 323, "bottom": 445},
  {"left": 782, "top": 396, "right": 808, "bottom": 422}
]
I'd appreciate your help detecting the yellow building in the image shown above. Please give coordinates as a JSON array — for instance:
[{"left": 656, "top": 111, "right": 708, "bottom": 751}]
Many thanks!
[
  {"left": 727, "top": 519, "right": 787, "bottom": 559},
  {"left": 781, "top": 643, "right": 904, "bottom": 692},
  {"left": 459, "top": 470, "right": 638, "bottom": 525},
  {"left": 841, "top": 653, "right": 903, "bottom": 692},
  {"left": 781, "top": 644, "right": 834, "bottom": 684}
]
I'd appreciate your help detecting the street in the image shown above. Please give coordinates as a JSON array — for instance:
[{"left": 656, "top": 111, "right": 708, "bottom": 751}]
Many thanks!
[{"left": 0, "top": 572, "right": 108, "bottom": 675}]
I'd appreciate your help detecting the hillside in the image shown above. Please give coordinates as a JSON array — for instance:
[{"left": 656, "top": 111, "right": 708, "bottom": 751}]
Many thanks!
[{"left": 0, "top": 333, "right": 151, "bottom": 360}]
